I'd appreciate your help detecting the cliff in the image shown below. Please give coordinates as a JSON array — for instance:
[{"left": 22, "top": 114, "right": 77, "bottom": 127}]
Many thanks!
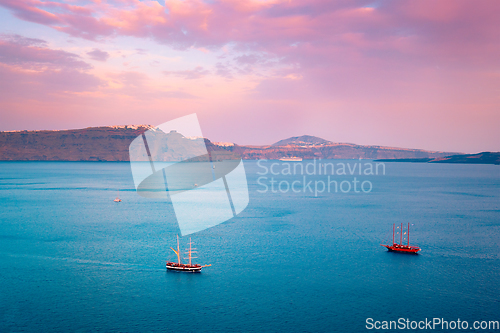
[
  {"left": 0, "top": 126, "right": 466, "bottom": 161},
  {"left": 0, "top": 126, "right": 152, "bottom": 161}
]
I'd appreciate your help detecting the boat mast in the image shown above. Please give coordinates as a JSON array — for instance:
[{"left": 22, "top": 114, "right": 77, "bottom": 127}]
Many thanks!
[
  {"left": 189, "top": 238, "right": 192, "bottom": 265},
  {"left": 392, "top": 224, "right": 395, "bottom": 245},
  {"left": 400, "top": 223, "right": 403, "bottom": 245},
  {"left": 177, "top": 235, "right": 181, "bottom": 264},
  {"left": 407, "top": 223, "right": 410, "bottom": 246}
]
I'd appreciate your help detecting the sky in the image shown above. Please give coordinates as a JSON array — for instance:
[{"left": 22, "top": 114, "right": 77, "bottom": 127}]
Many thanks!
[{"left": 0, "top": 0, "right": 499, "bottom": 153}]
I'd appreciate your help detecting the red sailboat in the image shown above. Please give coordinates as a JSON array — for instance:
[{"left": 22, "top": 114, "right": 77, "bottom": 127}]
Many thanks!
[
  {"left": 166, "top": 235, "right": 211, "bottom": 272},
  {"left": 381, "top": 223, "right": 421, "bottom": 254}
]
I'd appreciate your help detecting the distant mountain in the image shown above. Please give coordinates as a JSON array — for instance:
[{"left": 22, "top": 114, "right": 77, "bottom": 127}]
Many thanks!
[
  {"left": 272, "top": 135, "right": 332, "bottom": 146},
  {"left": 229, "top": 141, "right": 455, "bottom": 160},
  {"left": 377, "top": 152, "right": 500, "bottom": 165},
  {"left": 0, "top": 126, "right": 478, "bottom": 162},
  {"left": 431, "top": 152, "right": 500, "bottom": 164}
]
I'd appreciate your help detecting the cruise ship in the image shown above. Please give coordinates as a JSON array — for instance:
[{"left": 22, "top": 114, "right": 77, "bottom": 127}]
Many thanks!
[{"left": 279, "top": 156, "right": 303, "bottom": 162}]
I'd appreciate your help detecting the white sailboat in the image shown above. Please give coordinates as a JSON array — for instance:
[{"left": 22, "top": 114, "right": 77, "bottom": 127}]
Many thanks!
[
  {"left": 114, "top": 189, "right": 122, "bottom": 202},
  {"left": 166, "top": 235, "right": 211, "bottom": 272}
]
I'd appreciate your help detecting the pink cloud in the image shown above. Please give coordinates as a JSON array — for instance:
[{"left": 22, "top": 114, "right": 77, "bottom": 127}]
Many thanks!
[
  {"left": 106, "top": 70, "right": 198, "bottom": 99},
  {"left": 0, "top": 34, "right": 103, "bottom": 101},
  {"left": 0, "top": 64, "right": 103, "bottom": 98},
  {"left": 163, "top": 66, "right": 210, "bottom": 79},
  {"left": 108, "top": 70, "right": 148, "bottom": 88},
  {"left": 0, "top": 34, "right": 92, "bottom": 70},
  {"left": 2, "top": 0, "right": 499, "bottom": 66},
  {"left": 0, "top": 0, "right": 60, "bottom": 25},
  {"left": 87, "top": 48, "right": 110, "bottom": 61}
]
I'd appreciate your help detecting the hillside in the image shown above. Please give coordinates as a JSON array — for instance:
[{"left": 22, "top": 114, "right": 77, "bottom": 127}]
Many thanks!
[
  {"left": 431, "top": 152, "right": 500, "bottom": 164},
  {"left": 0, "top": 126, "right": 465, "bottom": 161},
  {"left": 0, "top": 126, "right": 152, "bottom": 161},
  {"left": 230, "top": 141, "right": 453, "bottom": 160},
  {"left": 376, "top": 152, "right": 500, "bottom": 165},
  {"left": 272, "top": 135, "right": 332, "bottom": 147}
]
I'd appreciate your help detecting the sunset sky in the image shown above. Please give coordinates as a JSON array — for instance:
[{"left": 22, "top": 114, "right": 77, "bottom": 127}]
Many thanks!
[{"left": 0, "top": 0, "right": 499, "bottom": 152}]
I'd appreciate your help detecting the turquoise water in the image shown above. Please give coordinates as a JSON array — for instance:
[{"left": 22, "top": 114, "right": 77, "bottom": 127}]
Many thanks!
[{"left": 0, "top": 161, "right": 499, "bottom": 332}]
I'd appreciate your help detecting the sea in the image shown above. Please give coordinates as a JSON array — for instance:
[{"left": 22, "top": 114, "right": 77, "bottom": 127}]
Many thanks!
[{"left": 0, "top": 160, "right": 499, "bottom": 332}]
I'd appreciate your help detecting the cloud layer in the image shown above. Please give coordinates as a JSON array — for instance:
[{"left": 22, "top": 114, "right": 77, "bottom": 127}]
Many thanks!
[{"left": 0, "top": 0, "right": 499, "bottom": 152}]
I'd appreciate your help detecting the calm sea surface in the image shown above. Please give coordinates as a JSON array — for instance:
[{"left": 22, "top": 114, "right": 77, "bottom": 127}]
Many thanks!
[{"left": 0, "top": 161, "right": 499, "bottom": 332}]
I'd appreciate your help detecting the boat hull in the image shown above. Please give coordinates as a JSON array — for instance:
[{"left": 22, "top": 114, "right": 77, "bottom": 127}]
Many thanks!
[
  {"left": 381, "top": 244, "right": 420, "bottom": 254},
  {"left": 166, "top": 262, "right": 202, "bottom": 272}
]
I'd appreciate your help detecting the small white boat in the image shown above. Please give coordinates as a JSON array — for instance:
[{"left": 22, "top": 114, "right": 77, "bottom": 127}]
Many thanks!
[{"left": 114, "top": 190, "right": 122, "bottom": 202}]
